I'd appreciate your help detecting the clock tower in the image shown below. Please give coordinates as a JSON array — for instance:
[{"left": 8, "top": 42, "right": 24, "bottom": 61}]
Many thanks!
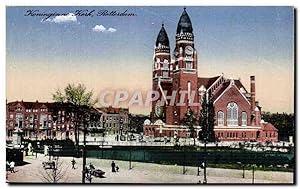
[{"left": 171, "top": 8, "right": 199, "bottom": 124}]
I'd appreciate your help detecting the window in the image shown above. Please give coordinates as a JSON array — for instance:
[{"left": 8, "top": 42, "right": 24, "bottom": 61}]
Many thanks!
[
  {"left": 9, "top": 114, "right": 13, "bottom": 119},
  {"left": 186, "top": 61, "right": 192, "bottom": 69},
  {"left": 242, "top": 112, "right": 247, "bottom": 126},
  {"left": 163, "top": 62, "right": 168, "bottom": 69},
  {"left": 217, "top": 111, "right": 224, "bottom": 126},
  {"left": 227, "top": 102, "right": 238, "bottom": 126},
  {"left": 163, "top": 70, "right": 169, "bottom": 78}
]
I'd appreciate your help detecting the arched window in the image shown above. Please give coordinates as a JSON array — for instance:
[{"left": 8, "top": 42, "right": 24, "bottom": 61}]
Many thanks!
[
  {"left": 186, "top": 61, "right": 192, "bottom": 69},
  {"left": 227, "top": 102, "right": 238, "bottom": 126},
  {"left": 217, "top": 111, "right": 224, "bottom": 126},
  {"left": 242, "top": 112, "right": 247, "bottom": 126}
]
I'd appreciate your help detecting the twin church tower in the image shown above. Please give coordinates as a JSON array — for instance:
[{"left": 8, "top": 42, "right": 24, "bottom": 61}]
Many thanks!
[
  {"left": 148, "top": 8, "right": 278, "bottom": 143},
  {"left": 152, "top": 8, "right": 199, "bottom": 125}
]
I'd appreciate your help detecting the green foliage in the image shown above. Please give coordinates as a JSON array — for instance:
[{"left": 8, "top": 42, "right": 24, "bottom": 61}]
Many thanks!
[
  {"left": 199, "top": 91, "right": 215, "bottom": 142},
  {"left": 52, "top": 83, "right": 98, "bottom": 107},
  {"left": 262, "top": 112, "right": 295, "bottom": 141},
  {"left": 128, "top": 114, "right": 150, "bottom": 133},
  {"left": 52, "top": 83, "right": 98, "bottom": 155},
  {"left": 182, "top": 108, "right": 197, "bottom": 145}
]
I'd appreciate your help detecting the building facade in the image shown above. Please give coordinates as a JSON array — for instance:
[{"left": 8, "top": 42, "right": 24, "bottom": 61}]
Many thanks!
[
  {"left": 6, "top": 101, "right": 129, "bottom": 142},
  {"left": 97, "top": 106, "right": 129, "bottom": 135},
  {"left": 144, "top": 8, "right": 278, "bottom": 143}
]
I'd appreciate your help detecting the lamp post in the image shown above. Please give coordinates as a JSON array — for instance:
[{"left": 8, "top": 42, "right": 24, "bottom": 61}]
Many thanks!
[
  {"left": 101, "top": 120, "right": 106, "bottom": 159},
  {"left": 203, "top": 92, "right": 209, "bottom": 184},
  {"left": 82, "top": 112, "right": 89, "bottom": 183},
  {"left": 203, "top": 136, "right": 207, "bottom": 184},
  {"left": 252, "top": 164, "right": 256, "bottom": 184}
]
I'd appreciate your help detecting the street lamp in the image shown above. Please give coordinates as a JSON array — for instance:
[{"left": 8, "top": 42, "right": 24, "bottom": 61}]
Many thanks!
[
  {"left": 82, "top": 112, "right": 90, "bottom": 183},
  {"left": 252, "top": 164, "right": 256, "bottom": 184},
  {"left": 203, "top": 135, "right": 207, "bottom": 184}
]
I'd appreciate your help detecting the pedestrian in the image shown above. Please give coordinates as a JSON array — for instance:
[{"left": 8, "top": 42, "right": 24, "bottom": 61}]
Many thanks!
[
  {"left": 111, "top": 161, "right": 116, "bottom": 172},
  {"left": 116, "top": 165, "right": 119, "bottom": 172},
  {"left": 89, "top": 163, "right": 95, "bottom": 171},
  {"left": 9, "top": 161, "right": 15, "bottom": 173},
  {"left": 71, "top": 158, "right": 76, "bottom": 169}
]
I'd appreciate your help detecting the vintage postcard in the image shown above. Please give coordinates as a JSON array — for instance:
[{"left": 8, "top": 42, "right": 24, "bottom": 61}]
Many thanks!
[{"left": 6, "top": 6, "right": 295, "bottom": 184}]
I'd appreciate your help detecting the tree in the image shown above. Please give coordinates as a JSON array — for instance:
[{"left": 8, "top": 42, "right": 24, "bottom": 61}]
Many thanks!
[
  {"left": 199, "top": 91, "right": 215, "bottom": 143},
  {"left": 39, "top": 157, "right": 69, "bottom": 183},
  {"left": 128, "top": 114, "right": 150, "bottom": 133},
  {"left": 261, "top": 112, "right": 295, "bottom": 142},
  {"left": 183, "top": 108, "right": 197, "bottom": 146},
  {"left": 53, "top": 83, "right": 98, "bottom": 106},
  {"left": 52, "top": 83, "right": 98, "bottom": 152}
]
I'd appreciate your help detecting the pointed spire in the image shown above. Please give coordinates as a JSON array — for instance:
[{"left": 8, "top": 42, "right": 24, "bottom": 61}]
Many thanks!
[
  {"left": 156, "top": 23, "right": 169, "bottom": 47},
  {"left": 176, "top": 7, "right": 193, "bottom": 34}
]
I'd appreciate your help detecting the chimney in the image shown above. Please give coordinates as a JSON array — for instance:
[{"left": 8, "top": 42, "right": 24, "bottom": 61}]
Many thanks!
[{"left": 250, "top": 76, "right": 255, "bottom": 111}]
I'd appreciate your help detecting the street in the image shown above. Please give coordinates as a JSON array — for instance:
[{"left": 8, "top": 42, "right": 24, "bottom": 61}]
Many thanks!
[{"left": 6, "top": 153, "right": 293, "bottom": 184}]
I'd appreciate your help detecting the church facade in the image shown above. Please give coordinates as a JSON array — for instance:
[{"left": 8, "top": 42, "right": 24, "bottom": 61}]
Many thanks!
[{"left": 143, "top": 8, "right": 278, "bottom": 143}]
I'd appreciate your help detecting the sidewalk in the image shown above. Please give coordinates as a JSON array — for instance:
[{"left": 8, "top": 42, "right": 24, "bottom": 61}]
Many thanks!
[{"left": 6, "top": 154, "right": 293, "bottom": 184}]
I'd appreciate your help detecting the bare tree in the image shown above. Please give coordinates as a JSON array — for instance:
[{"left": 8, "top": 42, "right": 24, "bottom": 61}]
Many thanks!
[{"left": 39, "top": 157, "right": 69, "bottom": 183}]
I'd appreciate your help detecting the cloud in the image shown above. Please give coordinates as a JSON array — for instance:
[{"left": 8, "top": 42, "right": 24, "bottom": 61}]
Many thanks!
[
  {"left": 92, "top": 25, "right": 117, "bottom": 33},
  {"left": 92, "top": 25, "right": 106, "bottom": 32},
  {"left": 43, "top": 13, "right": 77, "bottom": 23},
  {"left": 107, "top": 27, "right": 117, "bottom": 33}
]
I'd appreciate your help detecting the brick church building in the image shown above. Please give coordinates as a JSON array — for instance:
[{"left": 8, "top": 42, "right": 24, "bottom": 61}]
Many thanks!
[{"left": 143, "top": 8, "right": 278, "bottom": 143}]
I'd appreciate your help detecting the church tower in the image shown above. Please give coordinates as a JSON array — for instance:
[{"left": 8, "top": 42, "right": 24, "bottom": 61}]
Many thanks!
[
  {"left": 171, "top": 8, "right": 199, "bottom": 124},
  {"left": 151, "top": 24, "right": 172, "bottom": 122}
]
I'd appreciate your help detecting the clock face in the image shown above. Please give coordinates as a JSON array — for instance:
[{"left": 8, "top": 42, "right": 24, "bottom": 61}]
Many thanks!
[
  {"left": 155, "top": 100, "right": 163, "bottom": 117},
  {"left": 185, "top": 46, "right": 193, "bottom": 55}
]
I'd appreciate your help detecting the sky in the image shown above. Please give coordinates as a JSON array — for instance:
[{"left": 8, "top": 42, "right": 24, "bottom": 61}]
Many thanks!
[{"left": 6, "top": 6, "right": 294, "bottom": 114}]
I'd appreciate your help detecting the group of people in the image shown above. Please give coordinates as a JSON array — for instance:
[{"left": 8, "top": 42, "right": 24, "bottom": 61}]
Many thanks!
[
  {"left": 6, "top": 161, "right": 15, "bottom": 173},
  {"left": 71, "top": 158, "right": 120, "bottom": 174},
  {"left": 111, "top": 161, "right": 119, "bottom": 172}
]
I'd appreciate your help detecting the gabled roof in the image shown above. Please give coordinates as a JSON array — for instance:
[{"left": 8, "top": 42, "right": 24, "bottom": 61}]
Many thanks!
[
  {"left": 212, "top": 81, "right": 230, "bottom": 101},
  {"left": 234, "top": 79, "right": 248, "bottom": 93},
  {"left": 198, "top": 76, "right": 220, "bottom": 89},
  {"left": 261, "top": 122, "right": 278, "bottom": 131},
  {"left": 212, "top": 79, "right": 250, "bottom": 105}
]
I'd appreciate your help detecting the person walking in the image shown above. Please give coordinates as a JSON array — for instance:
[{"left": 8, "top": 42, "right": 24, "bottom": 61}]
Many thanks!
[
  {"left": 111, "top": 161, "right": 116, "bottom": 172},
  {"left": 116, "top": 165, "right": 119, "bottom": 172},
  {"left": 71, "top": 158, "right": 76, "bottom": 169},
  {"left": 9, "top": 161, "right": 15, "bottom": 173}
]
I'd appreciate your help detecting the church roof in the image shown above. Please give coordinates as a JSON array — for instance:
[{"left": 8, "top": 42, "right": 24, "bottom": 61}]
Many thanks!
[
  {"left": 156, "top": 24, "right": 169, "bottom": 47},
  {"left": 176, "top": 8, "right": 193, "bottom": 34},
  {"left": 212, "top": 81, "right": 231, "bottom": 101},
  {"left": 210, "top": 79, "right": 248, "bottom": 102},
  {"left": 234, "top": 79, "right": 248, "bottom": 93},
  {"left": 198, "top": 76, "right": 220, "bottom": 89}
]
